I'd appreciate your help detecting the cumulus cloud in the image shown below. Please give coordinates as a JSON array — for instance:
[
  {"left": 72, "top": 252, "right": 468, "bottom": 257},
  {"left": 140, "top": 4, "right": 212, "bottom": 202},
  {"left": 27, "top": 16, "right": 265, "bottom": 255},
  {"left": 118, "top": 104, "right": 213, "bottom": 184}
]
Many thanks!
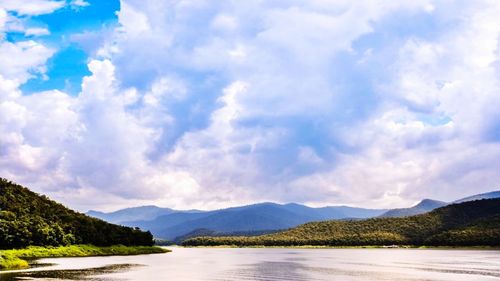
[
  {"left": 0, "top": 0, "right": 64, "bottom": 40},
  {"left": 24, "top": 27, "right": 50, "bottom": 37},
  {"left": 70, "top": 0, "right": 89, "bottom": 8},
  {"left": 0, "top": 40, "right": 54, "bottom": 84},
  {"left": 0, "top": 8, "right": 6, "bottom": 33},
  {"left": 302, "top": 1, "right": 500, "bottom": 206},
  {"left": 0, "top": 0, "right": 65, "bottom": 16},
  {"left": 0, "top": 58, "right": 202, "bottom": 210},
  {"left": 1, "top": 0, "right": 500, "bottom": 211}
]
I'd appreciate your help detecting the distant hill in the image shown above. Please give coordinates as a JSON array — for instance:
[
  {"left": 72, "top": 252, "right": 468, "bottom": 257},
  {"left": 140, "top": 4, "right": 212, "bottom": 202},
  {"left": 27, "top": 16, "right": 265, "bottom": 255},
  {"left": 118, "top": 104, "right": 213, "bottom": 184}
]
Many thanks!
[
  {"left": 379, "top": 199, "right": 447, "bottom": 218},
  {"left": 125, "top": 211, "right": 212, "bottom": 237},
  {"left": 0, "top": 178, "right": 154, "bottom": 249},
  {"left": 87, "top": 206, "right": 177, "bottom": 224},
  {"left": 453, "top": 191, "right": 500, "bottom": 204},
  {"left": 88, "top": 190, "right": 500, "bottom": 241},
  {"left": 125, "top": 202, "right": 386, "bottom": 240},
  {"left": 379, "top": 190, "right": 500, "bottom": 218},
  {"left": 183, "top": 198, "right": 500, "bottom": 247},
  {"left": 281, "top": 203, "right": 386, "bottom": 220},
  {"left": 156, "top": 203, "right": 317, "bottom": 239}
]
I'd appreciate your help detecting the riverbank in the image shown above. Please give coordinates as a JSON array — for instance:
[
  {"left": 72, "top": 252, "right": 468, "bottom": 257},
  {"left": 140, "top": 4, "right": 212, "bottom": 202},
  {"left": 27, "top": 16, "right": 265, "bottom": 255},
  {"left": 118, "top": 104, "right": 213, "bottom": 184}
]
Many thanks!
[
  {"left": 0, "top": 245, "right": 169, "bottom": 270},
  {"left": 182, "top": 245, "right": 500, "bottom": 250}
]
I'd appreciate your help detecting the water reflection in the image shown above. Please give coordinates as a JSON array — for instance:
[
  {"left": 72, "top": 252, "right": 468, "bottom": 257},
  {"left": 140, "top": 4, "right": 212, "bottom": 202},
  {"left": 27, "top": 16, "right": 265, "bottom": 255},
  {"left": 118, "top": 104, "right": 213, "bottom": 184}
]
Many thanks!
[
  {"left": 1, "top": 264, "right": 140, "bottom": 281},
  {"left": 2, "top": 248, "right": 500, "bottom": 281},
  {"left": 219, "top": 261, "right": 314, "bottom": 281}
]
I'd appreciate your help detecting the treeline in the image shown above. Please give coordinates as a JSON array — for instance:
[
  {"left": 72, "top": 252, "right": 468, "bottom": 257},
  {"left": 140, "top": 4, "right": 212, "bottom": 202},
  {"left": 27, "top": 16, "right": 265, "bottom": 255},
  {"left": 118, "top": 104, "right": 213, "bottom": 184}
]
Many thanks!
[
  {"left": 0, "top": 178, "right": 154, "bottom": 249},
  {"left": 173, "top": 228, "right": 282, "bottom": 244},
  {"left": 183, "top": 198, "right": 500, "bottom": 247}
]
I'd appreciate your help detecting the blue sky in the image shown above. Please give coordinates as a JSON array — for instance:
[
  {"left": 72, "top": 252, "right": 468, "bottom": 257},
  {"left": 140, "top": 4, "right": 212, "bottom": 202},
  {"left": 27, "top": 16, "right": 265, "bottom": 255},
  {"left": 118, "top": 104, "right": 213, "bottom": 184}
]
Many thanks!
[
  {"left": 15, "top": 0, "right": 118, "bottom": 94},
  {"left": 1, "top": 0, "right": 500, "bottom": 211}
]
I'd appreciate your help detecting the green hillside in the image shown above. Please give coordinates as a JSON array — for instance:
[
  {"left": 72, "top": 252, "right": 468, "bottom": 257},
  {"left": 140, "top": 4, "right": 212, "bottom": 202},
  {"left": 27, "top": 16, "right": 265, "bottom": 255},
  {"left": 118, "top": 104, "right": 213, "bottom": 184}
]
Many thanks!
[
  {"left": 183, "top": 198, "right": 500, "bottom": 247},
  {"left": 0, "top": 178, "right": 154, "bottom": 249}
]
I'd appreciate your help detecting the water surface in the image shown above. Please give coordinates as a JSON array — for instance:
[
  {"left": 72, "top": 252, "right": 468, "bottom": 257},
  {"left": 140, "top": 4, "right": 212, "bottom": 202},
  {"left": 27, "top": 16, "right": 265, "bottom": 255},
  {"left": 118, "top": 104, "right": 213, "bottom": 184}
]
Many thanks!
[{"left": 2, "top": 247, "right": 500, "bottom": 280}]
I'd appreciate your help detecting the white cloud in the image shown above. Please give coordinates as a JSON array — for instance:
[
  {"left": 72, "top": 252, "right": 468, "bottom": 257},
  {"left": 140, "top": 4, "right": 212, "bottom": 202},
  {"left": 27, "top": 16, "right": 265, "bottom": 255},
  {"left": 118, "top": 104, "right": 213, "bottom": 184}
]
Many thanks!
[
  {"left": 0, "top": 0, "right": 65, "bottom": 16},
  {"left": 149, "top": 76, "right": 188, "bottom": 102},
  {"left": 0, "top": 40, "right": 54, "bottom": 85},
  {"left": 0, "top": 8, "right": 6, "bottom": 34},
  {"left": 117, "top": 2, "right": 150, "bottom": 36},
  {"left": 0, "top": 74, "right": 21, "bottom": 100},
  {"left": 0, "top": 58, "right": 202, "bottom": 209},
  {"left": 211, "top": 14, "right": 238, "bottom": 32},
  {"left": 24, "top": 27, "right": 50, "bottom": 37},
  {"left": 70, "top": 0, "right": 89, "bottom": 8},
  {"left": 292, "top": 1, "right": 500, "bottom": 206},
  {"left": 2, "top": 0, "right": 500, "bottom": 211}
]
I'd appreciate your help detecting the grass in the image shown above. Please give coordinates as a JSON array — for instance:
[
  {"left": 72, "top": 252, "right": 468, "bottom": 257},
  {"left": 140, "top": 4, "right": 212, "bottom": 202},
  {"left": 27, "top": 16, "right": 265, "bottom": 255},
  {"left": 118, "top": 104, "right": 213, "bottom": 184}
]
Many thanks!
[{"left": 0, "top": 244, "right": 170, "bottom": 270}]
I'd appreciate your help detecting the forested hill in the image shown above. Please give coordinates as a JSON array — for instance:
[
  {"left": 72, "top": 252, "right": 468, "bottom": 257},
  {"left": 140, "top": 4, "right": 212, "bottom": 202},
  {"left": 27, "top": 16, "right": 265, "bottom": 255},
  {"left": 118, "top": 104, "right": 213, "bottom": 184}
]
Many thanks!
[
  {"left": 0, "top": 178, "right": 154, "bottom": 249},
  {"left": 183, "top": 198, "right": 500, "bottom": 247}
]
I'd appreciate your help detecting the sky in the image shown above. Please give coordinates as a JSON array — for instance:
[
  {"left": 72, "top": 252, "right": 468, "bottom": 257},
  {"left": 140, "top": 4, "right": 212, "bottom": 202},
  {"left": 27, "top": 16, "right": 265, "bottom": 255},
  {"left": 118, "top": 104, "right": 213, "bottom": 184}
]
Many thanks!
[{"left": 1, "top": 0, "right": 500, "bottom": 212}]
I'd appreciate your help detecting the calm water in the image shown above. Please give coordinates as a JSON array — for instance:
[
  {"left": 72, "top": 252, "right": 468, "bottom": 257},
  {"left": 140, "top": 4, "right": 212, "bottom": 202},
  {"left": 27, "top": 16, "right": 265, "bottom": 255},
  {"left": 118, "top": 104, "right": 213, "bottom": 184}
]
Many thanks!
[{"left": 2, "top": 247, "right": 500, "bottom": 280}]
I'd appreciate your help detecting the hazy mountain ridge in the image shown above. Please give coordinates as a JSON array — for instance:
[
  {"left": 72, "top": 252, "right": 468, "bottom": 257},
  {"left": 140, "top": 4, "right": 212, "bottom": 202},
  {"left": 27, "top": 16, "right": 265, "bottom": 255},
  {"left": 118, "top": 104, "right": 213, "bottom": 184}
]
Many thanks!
[
  {"left": 379, "top": 199, "right": 447, "bottom": 218},
  {"left": 116, "top": 202, "right": 387, "bottom": 240},
  {"left": 87, "top": 190, "right": 500, "bottom": 241},
  {"left": 155, "top": 203, "right": 317, "bottom": 240},
  {"left": 87, "top": 206, "right": 203, "bottom": 224},
  {"left": 453, "top": 191, "right": 500, "bottom": 203},
  {"left": 183, "top": 198, "right": 500, "bottom": 247},
  {"left": 87, "top": 206, "right": 175, "bottom": 224},
  {"left": 379, "top": 191, "right": 500, "bottom": 218}
]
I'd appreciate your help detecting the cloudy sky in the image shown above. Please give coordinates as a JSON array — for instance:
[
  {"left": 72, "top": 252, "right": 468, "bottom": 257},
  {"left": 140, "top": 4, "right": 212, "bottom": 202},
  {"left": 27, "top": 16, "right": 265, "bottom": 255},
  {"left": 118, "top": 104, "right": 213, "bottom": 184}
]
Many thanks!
[{"left": 1, "top": 0, "right": 500, "bottom": 212}]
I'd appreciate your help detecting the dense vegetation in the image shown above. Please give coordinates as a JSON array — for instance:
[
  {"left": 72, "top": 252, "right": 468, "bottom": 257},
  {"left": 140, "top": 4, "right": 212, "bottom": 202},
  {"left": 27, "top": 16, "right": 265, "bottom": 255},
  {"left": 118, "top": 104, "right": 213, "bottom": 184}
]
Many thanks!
[
  {"left": 172, "top": 228, "right": 281, "bottom": 244},
  {"left": 0, "top": 178, "right": 154, "bottom": 249},
  {"left": 0, "top": 244, "right": 169, "bottom": 270},
  {"left": 183, "top": 198, "right": 500, "bottom": 247}
]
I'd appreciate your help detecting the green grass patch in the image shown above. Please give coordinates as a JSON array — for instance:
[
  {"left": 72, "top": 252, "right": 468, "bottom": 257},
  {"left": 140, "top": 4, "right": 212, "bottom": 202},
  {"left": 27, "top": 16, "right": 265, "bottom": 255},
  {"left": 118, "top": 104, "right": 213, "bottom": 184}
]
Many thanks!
[{"left": 0, "top": 244, "right": 170, "bottom": 270}]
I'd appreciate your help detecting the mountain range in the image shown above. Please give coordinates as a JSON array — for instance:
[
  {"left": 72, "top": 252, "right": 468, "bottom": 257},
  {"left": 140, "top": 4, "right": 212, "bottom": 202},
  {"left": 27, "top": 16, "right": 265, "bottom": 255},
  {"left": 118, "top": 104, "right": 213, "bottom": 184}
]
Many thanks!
[
  {"left": 87, "top": 190, "right": 500, "bottom": 241},
  {"left": 378, "top": 191, "right": 500, "bottom": 218},
  {"left": 129, "top": 203, "right": 387, "bottom": 240},
  {"left": 378, "top": 199, "right": 448, "bottom": 218},
  {"left": 87, "top": 206, "right": 202, "bottom": 224},
  {"left": 183, "top": 198, "right": 500, "bottom": 247}
]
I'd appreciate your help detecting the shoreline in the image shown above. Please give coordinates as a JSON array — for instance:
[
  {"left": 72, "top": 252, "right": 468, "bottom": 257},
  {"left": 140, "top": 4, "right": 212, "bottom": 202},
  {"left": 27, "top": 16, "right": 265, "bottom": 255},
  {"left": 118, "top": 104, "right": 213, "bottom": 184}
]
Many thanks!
[
  {"left": 181, "top": 245, "right": 500, "bottom": 250},
  {"left": 2, "top": 244, "right": 497, "bottom": 271},
  {"left": 0, "top": 245, "right": 169, "bottom": 271}
]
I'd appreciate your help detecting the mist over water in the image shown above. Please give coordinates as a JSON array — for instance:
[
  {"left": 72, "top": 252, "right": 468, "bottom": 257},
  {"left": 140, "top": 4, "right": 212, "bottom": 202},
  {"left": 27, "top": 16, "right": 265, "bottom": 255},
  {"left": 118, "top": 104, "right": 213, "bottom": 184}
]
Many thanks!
[{"left": 2, "top": 248, "right": 500, "bottom": 281}]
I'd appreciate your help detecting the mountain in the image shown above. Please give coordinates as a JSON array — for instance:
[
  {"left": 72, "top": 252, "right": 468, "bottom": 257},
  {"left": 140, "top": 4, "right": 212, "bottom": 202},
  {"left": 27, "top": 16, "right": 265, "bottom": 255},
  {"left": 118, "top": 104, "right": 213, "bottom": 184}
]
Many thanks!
[
  {"left": 124, "top": 202, "right": 387, "bottom": 240},
  {"left": 183, "top": 198, "right": 500, "bottom": 247},
  {"left": 0, "top": 178, "right": 154, "bottom": 249},
  {"left": 87, "top": 206, "right": 176, "bottom": 224},
  {"left": 158, "top": 203, "right": 315, "bottom": 239},
  {"left": 88, "top": 190, "right": 500, "bottom": 241},
  {"left": 379, "top": 199, "right": 447, "bottom": 218},
  {"left": 281, "top": 203, "right": 386, "bottom": 220},
  {"left": 124, "top": 211, "right": 212, "bottom": 237},
  {"left": 379, "top": 190, "right": 500, "bottom": 218},
  {"left": 454, "top": 191, "right": 500, "bottom": 203}
]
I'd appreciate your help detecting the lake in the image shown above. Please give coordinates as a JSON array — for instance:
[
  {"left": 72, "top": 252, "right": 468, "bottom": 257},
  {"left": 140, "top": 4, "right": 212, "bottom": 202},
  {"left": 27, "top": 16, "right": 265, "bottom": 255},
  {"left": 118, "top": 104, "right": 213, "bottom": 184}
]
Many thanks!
[{"left": 2, "top": 247, "right": 500, "bottom": 280}]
